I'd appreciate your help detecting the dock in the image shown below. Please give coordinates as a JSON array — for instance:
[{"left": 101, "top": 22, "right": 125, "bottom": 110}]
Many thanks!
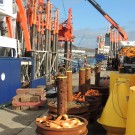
[{"left": 0, "top": 71, "right": 111, "bottom": 135}]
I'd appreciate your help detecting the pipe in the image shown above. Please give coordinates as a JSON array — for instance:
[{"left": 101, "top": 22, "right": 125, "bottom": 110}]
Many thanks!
[
  {"left": 79, "top": 68, "right": 86, "bottom": 95},
  {"left": 66, "top": 70, "right": 73, "bottom": 102},
  {"left": 85, "top": 68, "right": 91, "bottom": 91},
  {"left": 57, "top": 76, "right": 67, "bottom": 115},
  {"left": 55, "top": 33, "right": 58, "bottom": 72},
  {"left": 45, "top": 29, "right": 49, "bottom": 81}
]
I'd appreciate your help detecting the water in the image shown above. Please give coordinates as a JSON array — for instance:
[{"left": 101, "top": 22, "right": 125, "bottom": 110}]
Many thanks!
[
  {"left": 88, "top": 57, "right": 97, "bottom": 64},
  {"left": 87, "top": 57, "right": 97, "bottom": 68},
  {"left": 70, "top": 57, "right": 97, "bottom": 73}
]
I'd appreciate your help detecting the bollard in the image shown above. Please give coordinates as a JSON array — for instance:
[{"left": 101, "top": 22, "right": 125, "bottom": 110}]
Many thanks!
[
  {"left": 57, "top": 76, "right": 67, "bottom": 115},
  {"left": 79, "top": 68, "right": 85, "bottom": 95},
  {"left": 66, "top": 70, "right": 73, "bottom": 102},
  {"left": 95, "top": 65, "right": 101, "bottom": 86},
  {"left": 85, "top": 68, "right": 91, "bottom": 91}
]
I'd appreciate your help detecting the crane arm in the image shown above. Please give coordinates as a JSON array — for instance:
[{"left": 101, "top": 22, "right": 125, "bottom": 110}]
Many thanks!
[
  {"left": 16, "top": 0, "right": 31, "bottom": 51},
  {"left": 87, "top": 0, "right": 128, "bottom": 41}
]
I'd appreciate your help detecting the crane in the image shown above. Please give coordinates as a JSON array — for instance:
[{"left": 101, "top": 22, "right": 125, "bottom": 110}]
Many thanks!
[
  {"left": 87, "top": 0, "right": 128, "bottom": 41},
  {"left": 87, "top": 0, "right": 135, "bottom": 73}
]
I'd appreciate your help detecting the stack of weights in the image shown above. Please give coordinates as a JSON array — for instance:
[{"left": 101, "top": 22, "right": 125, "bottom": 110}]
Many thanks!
[
  {"left": 79, "top": 67, "right": 103, "bottom": 122},
  {"left": 42, "top": 69, "right": 88, "bottom": 135},
  {"left": 90, "top": 84, "right": 109, "bottom": 107},
  {"left": 92, "top": 65, "right": 110, "bottom": 107},
  {"left": 85, "top": 89, "right": 102, "bottom": 122},
  {"left": 48, "top": 70, "right": 89, "bottom": 121}
]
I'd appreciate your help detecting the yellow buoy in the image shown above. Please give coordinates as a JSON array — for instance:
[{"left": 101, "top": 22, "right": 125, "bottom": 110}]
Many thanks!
[
  {"left": 110, "top": 71, "right": 135, "bottom": 93},
  {"left": 98, "top": 77, "right": 130, "bottom": 135},
  {"left": 125, "top": 86, "right": 135, "bottom": 135}
]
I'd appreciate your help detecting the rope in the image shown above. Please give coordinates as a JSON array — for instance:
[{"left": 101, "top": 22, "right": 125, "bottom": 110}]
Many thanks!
[{"left": 111, "top": 82, "right": 127, "bottom": 119}]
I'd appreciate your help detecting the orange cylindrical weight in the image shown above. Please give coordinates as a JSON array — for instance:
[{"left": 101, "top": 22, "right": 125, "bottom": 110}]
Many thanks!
[
  {"left": 79, "top": 68, "right": 85, "bottom": 94},
  {"left": 85, "top": 68, "right": 91, "bottom": 91},
  {"left": 57, "top": 76, "right": 67, "bottom": 115},
  {"left": 66, "top": 70, "right": 73, "bottom": 102}
]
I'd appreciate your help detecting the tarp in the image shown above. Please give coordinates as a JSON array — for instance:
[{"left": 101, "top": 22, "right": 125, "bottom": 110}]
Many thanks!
[{"left": 95, "top": 54, "right": 106, "bottom": 62}]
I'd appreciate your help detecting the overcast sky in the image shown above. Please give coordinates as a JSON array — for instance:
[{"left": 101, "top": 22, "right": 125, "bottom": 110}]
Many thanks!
[{"left": 50, "top": 0, "right": 135, "bottom": 49}]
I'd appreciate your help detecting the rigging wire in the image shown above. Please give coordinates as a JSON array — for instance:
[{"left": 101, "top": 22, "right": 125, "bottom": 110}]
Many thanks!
[
  {"left": 77, "top": 34, "right": 86, "bottom": 47},
  {"left": 77, "top": 31, "right": 88, "bottom": 47},
  {"left": 61, "top": 0, "right": 66, "bottom": 18}
]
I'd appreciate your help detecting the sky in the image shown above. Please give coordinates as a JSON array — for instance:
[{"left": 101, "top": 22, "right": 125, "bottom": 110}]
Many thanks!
[{"left": 50, "top": 0, "right": 135, "bottom": 49}]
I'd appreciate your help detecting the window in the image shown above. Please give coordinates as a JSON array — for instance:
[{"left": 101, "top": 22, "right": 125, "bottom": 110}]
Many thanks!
[
  {"left": 0, "top": 0, "right": 3, "bottom": 5},
  {"left": 0, "top": 47, "right": 16, "bottom": 57}
]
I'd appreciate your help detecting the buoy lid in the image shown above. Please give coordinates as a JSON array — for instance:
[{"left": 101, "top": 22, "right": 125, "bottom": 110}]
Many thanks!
[
  {"left": 79, "top": 68, "right": 85, "bottom": 70},
  {"left": 66, "top": 71, "right": 72, "bottom": 72},
  {"left": 57, "top": 76, "right": 67, "bottom": 79}
]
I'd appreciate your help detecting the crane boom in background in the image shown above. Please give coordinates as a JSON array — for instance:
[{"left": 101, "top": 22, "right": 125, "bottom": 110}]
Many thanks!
[
  {"left": 87, "top": 0, "right": 135, "bottom": 73},
  {"left": 87, "top": 0, "right": 128, "bottom": 41}
]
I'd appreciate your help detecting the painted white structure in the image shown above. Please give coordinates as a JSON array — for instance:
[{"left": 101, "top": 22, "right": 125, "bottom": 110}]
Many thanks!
[
  {"left": 0, "top": 35, "right": 18, "bottom": 57},
  {"left": 58, "top": 49, "right": 86, "bottom": 54},
  {"left": 0, "top": 0, "right": 18, "bottom": 57},
  {"left": 0, "top": 0, "right": 16, "bottom": 18},
  {"left": 72, "top": 50, "right": 86, "bottom": 54},
  {"left": 118, "top": 41, "right": 135, "bottom": 48}
]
